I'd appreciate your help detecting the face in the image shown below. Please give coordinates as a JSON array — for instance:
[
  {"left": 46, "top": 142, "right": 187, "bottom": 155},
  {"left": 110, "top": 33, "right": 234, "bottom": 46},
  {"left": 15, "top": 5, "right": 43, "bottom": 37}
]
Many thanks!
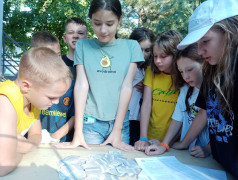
[
  {"left": 63, "top": 23, "right": 87, "bottom": 50},
  {"left": 28, "top": 81, "right": 69, "bottom": 110},
  {"left": 45, "top": 43, "right": 61, "bottom": 56},
  {"left": 139, "top": 39, "right": 152, "bottom": 61},
  {"left": 177, "top": 57, "right": 203, "bottom": 89},
  {"left": 91, "top": 9, "right": 121, "bottom": 43},
  {"left": 153, "top": 44, "right": 173, "bottom": 74},
  {"left": 197, "top": 29, "right": 224, "bottom": 65}
]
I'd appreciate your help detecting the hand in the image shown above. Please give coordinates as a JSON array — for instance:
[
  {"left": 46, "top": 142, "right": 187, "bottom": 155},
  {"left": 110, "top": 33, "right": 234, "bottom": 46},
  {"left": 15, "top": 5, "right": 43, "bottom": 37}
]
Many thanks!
[
  {"left": 172, "top": 141, "right": 188, "bottom": 150},
  {"left": 41, "top": 129, "right": 60, "bottom": 144},
  {"left": 54, "top": 132, "right": 90, "bottom": 150},
  {"left": 134, "top": 140, "right": 150, "bottom": 151},
  {"left": 100, "top": 131, "right": 134, "bottom": 151},
  {"left": 135, "top": 80, "right": 144, "bottom": 93},
  {"left": 145, "top": 144, "right": 166, "bottom": 156},
  {"left": 190, "top": 145, "right": 211, "bottom": 158},
  {"left": 149, "top": 139, "right": 160, "bottom": 146}
]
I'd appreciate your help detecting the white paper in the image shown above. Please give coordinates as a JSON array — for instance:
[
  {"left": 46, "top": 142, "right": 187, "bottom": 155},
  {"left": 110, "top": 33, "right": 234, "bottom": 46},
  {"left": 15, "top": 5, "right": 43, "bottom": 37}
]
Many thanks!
[{"left": 136, "top": 156, "right": 227, "bottom": 180}]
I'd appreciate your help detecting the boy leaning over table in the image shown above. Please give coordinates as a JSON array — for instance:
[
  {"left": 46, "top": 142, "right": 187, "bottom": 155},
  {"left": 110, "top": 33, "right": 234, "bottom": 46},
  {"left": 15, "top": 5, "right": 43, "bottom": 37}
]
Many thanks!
[{"left": 0, "top": 47, "right": 72, "bottom": 176}]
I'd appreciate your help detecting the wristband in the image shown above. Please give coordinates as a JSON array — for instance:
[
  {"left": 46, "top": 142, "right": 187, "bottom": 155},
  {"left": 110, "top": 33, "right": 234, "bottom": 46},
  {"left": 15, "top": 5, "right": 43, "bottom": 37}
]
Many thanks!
[
  {"left": 160, "top": 142, "right": 170, "bottom": 152},
  {"left": 140, "top": 137, "right": 149, "bottom": 142}
]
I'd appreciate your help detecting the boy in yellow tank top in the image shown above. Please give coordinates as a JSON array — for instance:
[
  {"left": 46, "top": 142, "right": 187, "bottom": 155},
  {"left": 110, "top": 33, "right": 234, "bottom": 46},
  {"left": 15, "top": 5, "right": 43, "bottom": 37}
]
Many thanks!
[{"left": 0, "top": 47, "right": 72, "bottom": 176}]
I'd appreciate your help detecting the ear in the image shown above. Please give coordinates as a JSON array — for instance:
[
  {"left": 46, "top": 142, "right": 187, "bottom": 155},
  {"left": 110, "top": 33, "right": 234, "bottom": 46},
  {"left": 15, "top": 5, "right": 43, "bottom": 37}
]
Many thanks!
[
  {"left": 63, "top": 34, "right": 67, "bottom": 43},
  {"left": 20, "top": 80, "right": 32, "bottom": 94}
]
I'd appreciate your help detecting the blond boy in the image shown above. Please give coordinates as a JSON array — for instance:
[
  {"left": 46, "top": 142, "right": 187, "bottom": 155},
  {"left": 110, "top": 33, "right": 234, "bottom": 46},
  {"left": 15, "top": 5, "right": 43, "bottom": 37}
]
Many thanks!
[
  {"left": 0, "top": 47, "right": 72, "bottom": 176},
  {"left": 62, "top": 17, "right": 88, "bottom": 79}
]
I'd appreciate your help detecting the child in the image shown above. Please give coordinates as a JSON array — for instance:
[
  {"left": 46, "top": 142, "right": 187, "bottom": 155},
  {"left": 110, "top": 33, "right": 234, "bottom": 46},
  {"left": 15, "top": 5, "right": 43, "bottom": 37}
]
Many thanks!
[
  {"left": 145, "top": 44, "right": 210, "bottom": 158},
  {"left": 128, "top": 27, "right": 155, "bottom": 146},
  {"left": 30, "top": 31, "right": 61, "bottom": 56},
  {"left": 134, "top": 30, "right": 182, "bottom": 152},
  {"left": 56, "top": 0, "right": 144, "bottom": 151},
  {"left": 62, "top": 17, "right": 88, "bottom": 80},
  {"left": 176, "top": 0, "right": 238, "bottom": 178},
  {"left": 0, "top": 47, "right": 72, "bottom": 176},
  {"left": 31, "top": 31, "right": 75, "bottom": 143}
]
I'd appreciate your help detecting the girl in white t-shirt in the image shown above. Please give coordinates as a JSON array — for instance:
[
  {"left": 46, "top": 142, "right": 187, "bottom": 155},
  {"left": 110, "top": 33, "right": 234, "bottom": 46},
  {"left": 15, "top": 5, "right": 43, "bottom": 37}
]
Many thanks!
[{"left": 145, "top": 44, "right": 210, "bottom": 158}]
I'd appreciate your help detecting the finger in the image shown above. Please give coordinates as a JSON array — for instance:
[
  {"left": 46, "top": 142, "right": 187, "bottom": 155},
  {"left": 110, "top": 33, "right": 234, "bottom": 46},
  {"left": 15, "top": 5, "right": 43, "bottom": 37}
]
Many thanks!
[
  {"left": 100, "top": 139, "right": 110, "bottom": 147},
  {"left": 81, "top": 142, "right": 91, "bottom": 150}
]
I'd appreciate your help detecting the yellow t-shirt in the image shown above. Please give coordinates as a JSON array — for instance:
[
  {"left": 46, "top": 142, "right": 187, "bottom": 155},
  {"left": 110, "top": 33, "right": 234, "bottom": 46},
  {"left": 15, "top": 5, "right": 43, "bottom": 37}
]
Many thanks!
[
  {"left": 0, "top": 80, "right": 41, "bottom": 135},
  {"left": 144, "top": 67, "right": 179, "bottom": 140}
]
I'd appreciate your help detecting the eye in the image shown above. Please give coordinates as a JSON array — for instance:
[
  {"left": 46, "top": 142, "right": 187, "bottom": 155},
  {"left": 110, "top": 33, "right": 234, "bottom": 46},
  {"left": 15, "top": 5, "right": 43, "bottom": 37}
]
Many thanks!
[
  {"left": 203, "top": 39, "right": 209, "bottom": 44},
  {"left": 67, "top": 32, "right": 74, "bottom": 35},
  {"left": 187, "top": 68, "right": 193, "bottom": 72}
]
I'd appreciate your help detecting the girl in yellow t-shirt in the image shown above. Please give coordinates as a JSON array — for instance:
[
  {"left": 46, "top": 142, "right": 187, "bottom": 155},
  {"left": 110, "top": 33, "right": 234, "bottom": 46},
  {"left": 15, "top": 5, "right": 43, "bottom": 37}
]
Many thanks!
[{"left": 135, "top": 30, "right": 182, "bottom": 152}]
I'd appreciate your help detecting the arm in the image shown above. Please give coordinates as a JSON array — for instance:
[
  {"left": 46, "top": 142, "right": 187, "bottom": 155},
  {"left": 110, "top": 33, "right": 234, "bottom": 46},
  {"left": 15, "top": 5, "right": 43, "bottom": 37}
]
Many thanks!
[
  {"left": 172, "top": 108, "right": 207, "bottom": 149},
  {"left": 50, "top": 116, "right": 75, "bottom": 140},
  {"left": 0, "top": 95, "right": 22, "bottom": 176},
  {"left": 145, "top": 120, "right": 182, "bottom": 156},
  {"left": 134, "top": 85, "right": 152, "bottom": 151},
  {"left": 101, "top": 63, "right": 137, "bottom": 151},
  {"left": 17, "top": 117, "right": 42, "bottom": 154},
  {"left": 54, "top": 65, "right": 90, "bottom": 149}
]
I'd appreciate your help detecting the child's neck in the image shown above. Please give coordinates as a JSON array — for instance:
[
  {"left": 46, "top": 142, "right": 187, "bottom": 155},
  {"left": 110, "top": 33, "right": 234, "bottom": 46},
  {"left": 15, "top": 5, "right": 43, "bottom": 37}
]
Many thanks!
[{"left": 66, "top": 49, "right": 75, "bottom": 61}]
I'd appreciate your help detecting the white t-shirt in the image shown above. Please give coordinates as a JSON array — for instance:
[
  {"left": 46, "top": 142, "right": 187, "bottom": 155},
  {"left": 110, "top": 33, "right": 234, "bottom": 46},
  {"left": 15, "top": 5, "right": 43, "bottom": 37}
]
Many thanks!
[
  {"left": 172, "top": 84, "right": 209, "bottom": 148},
  {"left": 128, "top": 68, "right": 144, "bottom": 120}
]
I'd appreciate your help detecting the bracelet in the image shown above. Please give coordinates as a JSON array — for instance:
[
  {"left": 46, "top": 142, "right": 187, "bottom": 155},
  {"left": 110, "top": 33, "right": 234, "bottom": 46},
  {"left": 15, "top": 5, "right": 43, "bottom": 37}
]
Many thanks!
[
  {"left": 160, "top": 142, "right": 170, "bottom": 152},
  {"left": 139, "top": 137, "right": 149, "bottom": 142}
]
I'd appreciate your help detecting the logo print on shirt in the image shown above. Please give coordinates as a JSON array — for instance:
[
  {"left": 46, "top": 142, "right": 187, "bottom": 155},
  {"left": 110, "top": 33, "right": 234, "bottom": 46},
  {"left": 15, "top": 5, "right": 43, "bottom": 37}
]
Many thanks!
[
  {"left": 63, "top": 97, "right": 71, "bottom": 106},
  {"left": 206, "top": 92, "right": 234, "bottom": 143}
]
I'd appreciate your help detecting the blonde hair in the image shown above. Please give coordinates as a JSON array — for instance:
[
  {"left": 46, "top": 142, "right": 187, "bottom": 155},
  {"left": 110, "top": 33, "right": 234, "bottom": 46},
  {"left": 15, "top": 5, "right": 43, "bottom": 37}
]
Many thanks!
[
  {"left": 203, "top": 15, "right": 238, "bottom": 112},
  {"left": 18, "top": 47, "right": 72, "bottom": 87}
]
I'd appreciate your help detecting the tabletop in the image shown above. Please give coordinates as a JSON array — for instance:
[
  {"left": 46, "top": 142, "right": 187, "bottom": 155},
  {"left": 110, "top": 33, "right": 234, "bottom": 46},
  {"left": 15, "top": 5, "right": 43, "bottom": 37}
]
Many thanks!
[{"left": 2, "top": 144, "right": 235, "bottom": 180}]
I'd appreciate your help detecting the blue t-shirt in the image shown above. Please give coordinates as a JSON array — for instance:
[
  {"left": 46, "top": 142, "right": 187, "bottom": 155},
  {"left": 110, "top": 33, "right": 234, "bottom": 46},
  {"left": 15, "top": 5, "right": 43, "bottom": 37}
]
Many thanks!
[
  {"left": 74, "top": 38, "right": 144, "bottom": 121},
  {"left": 40, "top": 80, "right": 75, "bottom": 142}
]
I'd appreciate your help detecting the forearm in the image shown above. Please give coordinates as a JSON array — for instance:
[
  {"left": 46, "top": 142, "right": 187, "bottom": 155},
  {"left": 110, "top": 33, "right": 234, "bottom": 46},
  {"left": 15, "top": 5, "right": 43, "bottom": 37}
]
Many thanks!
[
  {"left": 17, "top": 134, "right": 41, "bottom": 154},
  {"left": 73, "top": 82, "right": 88, "bottom": 139},
  {"left": 51, "top": 116, "right": 75, "bottom": 139},
  {"left": 180, "top": 109, "right": 207, "bottom": 147},
  {"left": 162, "top": 120, "right": 182, "bottom": 145},
  {"left": 113, "top": 83, "right": 132, "bottom": 132}
]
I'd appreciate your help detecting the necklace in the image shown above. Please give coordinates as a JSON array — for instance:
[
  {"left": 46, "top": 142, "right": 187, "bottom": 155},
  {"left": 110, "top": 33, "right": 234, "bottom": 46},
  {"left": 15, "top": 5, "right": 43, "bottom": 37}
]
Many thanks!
[{"left": 98, "top": 45, "right": 113, "bottom": 68}]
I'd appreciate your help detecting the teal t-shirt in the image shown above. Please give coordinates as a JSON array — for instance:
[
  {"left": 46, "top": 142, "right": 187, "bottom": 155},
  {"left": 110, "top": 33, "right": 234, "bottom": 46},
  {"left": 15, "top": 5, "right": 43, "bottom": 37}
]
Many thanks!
[{"left": 74, "top": 38, "right": 144, "bottom": 121}]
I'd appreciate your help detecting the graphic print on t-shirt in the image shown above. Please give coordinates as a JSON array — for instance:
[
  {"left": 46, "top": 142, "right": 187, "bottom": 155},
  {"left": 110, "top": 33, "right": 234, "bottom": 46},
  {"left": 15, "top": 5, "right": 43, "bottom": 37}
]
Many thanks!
[{"left": 206, "top": 92, "right": 234, "bottom": 143}]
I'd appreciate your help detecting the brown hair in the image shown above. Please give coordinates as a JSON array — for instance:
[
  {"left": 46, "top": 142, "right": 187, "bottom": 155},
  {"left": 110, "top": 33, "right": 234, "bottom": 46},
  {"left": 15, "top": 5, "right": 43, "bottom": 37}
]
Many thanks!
[
  {"left": 202, "top": 15, "right": 238, "bottom": 112},
  {"left": 18, "top": 47, "right": 72, "bottom": 87},
  {"left": 174, "top": 44, "right": 203, "bottom": 111},
  {"left": 30, "top": 31, "right": 59, "bottom": 48},
  {"left": 151, "top": 30, "right": 182, "bottom": 74}
]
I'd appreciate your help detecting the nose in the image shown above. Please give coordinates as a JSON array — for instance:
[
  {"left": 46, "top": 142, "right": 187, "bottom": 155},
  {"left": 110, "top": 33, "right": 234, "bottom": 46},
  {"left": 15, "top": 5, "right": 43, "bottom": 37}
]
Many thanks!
[
  {"left": 154, "top": 57, "right": 162, "bottom": 64},
  {"left": 73, "top": 33, "right": 79, "bottom": 39},
  {"left": 183, "top": 72, "right": 189, "bottom": 80},
  {"left": 197, "top": 43, "right": 204, "bottom": 56},
  {"left": 100, "top": 24, "right": 107, "bottom": 34}
]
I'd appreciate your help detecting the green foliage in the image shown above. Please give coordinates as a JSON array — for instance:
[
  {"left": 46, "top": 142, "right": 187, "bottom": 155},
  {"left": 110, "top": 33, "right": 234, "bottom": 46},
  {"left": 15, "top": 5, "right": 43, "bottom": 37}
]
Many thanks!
[
  {"left": 3, "top": 0, "right": 206, "bottom": 53},
  {"left": 122, "top": 0, "right": 206, "bottom": 38},
  {"left": 3, "top": 0, "right": 92, "bottom": 54}
]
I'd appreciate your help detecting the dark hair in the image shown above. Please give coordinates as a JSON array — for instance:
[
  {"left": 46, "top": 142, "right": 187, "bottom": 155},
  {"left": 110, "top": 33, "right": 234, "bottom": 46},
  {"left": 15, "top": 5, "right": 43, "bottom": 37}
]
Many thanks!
[
  {"left": 129, "top": 27, "right": 155, "bottom": 69},
  {"left": 129, "top": 27, "right": 155, "bottom": 43},
  {"left": 65, "top": 17, "right": 87, "bottom": 31},
  {"left": 88, "top": 0, "right": 122, "bottom": 20},
  {"left": 174, "top": 44, "right": 203, "bottom": 112},
  {"left": 30, "top": 31, "right": 59, "bottom": 47}
]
